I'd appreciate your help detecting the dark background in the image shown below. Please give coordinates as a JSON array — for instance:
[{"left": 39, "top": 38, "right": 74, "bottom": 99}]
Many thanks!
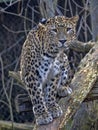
[{"left": 0, "top": 0, "right": 98, "bottom": 129}]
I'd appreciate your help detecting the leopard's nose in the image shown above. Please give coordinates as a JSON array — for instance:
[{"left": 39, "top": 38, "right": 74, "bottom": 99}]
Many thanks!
[{"left": 59, "top": 40, "right": 67, "bottom": 44}]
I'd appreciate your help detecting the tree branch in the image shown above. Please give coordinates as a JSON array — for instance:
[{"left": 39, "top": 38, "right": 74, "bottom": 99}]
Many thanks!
[
  {"left": 0, "top": 120, "right": 33, "bottom": 130},
  {"left": 59, "top": 44, "right": 98, "bottom": 129}
]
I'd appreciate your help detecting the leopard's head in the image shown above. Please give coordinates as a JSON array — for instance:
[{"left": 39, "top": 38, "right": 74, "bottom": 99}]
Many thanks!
[{"left": 36, "top": 16, "right": 78, "bottom": 57}]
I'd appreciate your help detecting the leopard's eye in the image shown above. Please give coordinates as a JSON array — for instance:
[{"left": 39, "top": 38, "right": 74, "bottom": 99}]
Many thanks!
[
  {"left": 67, "top": 28, "right": 74, "bottom": 35},
  {"left": 52, "top": 29, "right": 57, "bottom": 32},
  {"left": 66, "top": 27, "right": 72, "bottom": 31}
]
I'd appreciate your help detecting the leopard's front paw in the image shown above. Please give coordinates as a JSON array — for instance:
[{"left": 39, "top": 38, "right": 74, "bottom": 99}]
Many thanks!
[
  {"left": 35, "top": 112, "right": 53, "bottom": 125},
  {"left": 57, "top": 86, "right": 72, "bottom": 97},
  {"left": 48, "top": 103, "right": 63, "bottom": 119}
]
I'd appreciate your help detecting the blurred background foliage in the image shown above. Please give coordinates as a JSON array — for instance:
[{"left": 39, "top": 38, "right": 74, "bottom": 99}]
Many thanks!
[{"left": 0, "top": 0, "right": 98, "bottom": 129}]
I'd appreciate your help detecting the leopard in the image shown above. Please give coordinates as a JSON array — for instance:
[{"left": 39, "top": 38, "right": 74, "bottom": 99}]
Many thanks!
[{"left": 20, "top": 15, "right": 78, "bottom": 125}]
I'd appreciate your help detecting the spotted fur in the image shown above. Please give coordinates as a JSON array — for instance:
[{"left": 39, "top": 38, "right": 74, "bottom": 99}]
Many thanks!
[{"left": 20, "top": 16, "right": 78, "bottom": 125}]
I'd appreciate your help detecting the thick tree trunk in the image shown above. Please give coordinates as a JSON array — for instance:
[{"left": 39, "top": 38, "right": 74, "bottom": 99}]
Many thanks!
[{"left": 59, "top": 43, "right": 98, "bottom": 129}]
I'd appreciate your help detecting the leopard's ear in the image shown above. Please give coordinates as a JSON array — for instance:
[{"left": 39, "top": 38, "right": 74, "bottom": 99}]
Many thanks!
[
  {"left": 72, "top": 15, "right": 79, "bottom": 23},
  {"left": 38, "top": 23, "right": 46, "bottom": 30},
  {"left": 40, "top": 18, "right": 47, "bottom": 24},
  {"left": 38, "top": 18, "right": 47, "bottom": 29}
]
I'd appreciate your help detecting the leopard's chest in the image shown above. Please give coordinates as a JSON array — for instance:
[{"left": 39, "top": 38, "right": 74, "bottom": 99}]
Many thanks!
[
  {"left": 38, "top": 54, "right": 62, "bottom": 83},
  {"left": 38, "top": 55, "right": 53, "bottom": 82},
  {"left": 38, "top": 53, "right": 69, "bottom": 84}
]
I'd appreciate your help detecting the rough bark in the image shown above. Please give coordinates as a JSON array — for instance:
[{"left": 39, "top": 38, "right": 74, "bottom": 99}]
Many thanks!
[
  {"left": 9, "top": 42, "right": 98, "bottom": 130},
  {"left": 70, "top": 101, "right": 98, "bottom": 130},
  {"left": 59, "top": 44, "right": 98, "bottom": 129}
]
